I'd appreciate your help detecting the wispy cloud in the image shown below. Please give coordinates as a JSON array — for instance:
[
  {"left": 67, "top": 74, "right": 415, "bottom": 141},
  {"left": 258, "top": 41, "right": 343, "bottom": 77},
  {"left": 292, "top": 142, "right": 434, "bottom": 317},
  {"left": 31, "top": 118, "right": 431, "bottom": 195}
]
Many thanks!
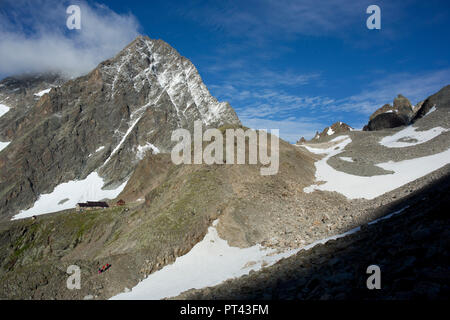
[
  {"left": 0, "top": 0, "right": 140, "bottom": 77},
  {"left": 209, "top": 67, "right": 450, "bottom": 143},
  {"left": 213, "top": 87, "right": 334, "bottom": 119},
  {"left": 182, "top": 0, "right": 360, "bottom": 40},
  {"left": 180, "top": 0, "right": 410, "bottom": 43},
  {"left": 208, "top": 67, "right": 334, "bottom": 142},
  {"left": 209, "top": 68, "right": 331, "bottom": 118},
  {"left": 331, "top": 68, "right": 450, "bottom": 114}
]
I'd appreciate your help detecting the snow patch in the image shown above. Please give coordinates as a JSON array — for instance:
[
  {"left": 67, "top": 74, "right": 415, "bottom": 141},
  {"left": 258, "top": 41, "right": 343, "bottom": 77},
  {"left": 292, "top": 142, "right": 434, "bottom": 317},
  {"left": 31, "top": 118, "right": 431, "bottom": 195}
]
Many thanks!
[
  {"left": 12, "top": 172, "right": 127, "bottom": 220},
  {"left": 0, "top": 103, "right": 10, "bottom": 118},
  {"left": 303, "top": 136, "right": 450, "bottom": 199},
  {"left": 379, "top": 125, "right": 448, "bottom": 148},
  {"left": 111, "top": 198, "right": 411, "bottom": 300},
  {"left": 326, "top": 127, "right": 334, "bottom": 135},
  {"left": 111, "top": 219, "right": 297, "bottom": 300},
  {"left": 34, "top": 88, "right": 51, "bottom": 97},
  {"left": 136, "top": 142, "right": 160, "bottom": 160},
  {"left": 424, "top": 105, "right": 436, "bottom": 117},
  {"left": 89, "top": 146, "right": 106, "bottom": 158},
  {"left": 340, "top": 156, "right": 354, "bottom": 162},
  {"left": 368, "top": 206, "right": 408, "bottom": 225},
  {"left": 0, "top": 141, "right": 10, "bottom": 152},
  {"left": 0, "top": 104, "right": 11, "bottom": 151}
]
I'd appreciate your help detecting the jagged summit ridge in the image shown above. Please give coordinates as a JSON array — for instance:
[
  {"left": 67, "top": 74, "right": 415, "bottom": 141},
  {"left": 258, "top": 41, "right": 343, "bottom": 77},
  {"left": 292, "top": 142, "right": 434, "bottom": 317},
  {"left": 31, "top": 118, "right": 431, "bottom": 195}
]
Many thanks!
[
  {"left": 99, "top": 35, "right": 240, "bottom": 128},
  {"left": 298, "top": 121, "right": 352, "bottom": 143}
]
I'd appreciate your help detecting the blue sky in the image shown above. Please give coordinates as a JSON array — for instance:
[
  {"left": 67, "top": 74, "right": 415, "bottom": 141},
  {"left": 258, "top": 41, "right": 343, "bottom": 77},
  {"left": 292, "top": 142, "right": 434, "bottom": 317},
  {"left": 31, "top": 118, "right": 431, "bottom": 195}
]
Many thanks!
[{"left": 1, "top": 0, "right": 450, "bottom": 142}]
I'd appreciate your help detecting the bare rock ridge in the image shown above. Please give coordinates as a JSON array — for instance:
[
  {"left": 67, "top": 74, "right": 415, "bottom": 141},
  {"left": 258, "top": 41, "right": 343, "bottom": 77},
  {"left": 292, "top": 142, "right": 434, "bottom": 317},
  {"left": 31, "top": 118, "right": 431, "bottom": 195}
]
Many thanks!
[
  {"left": 0, "top": 35, "right": 240, "bottom": 219},
  {"left": 299, "top": 85, "right": 450, "bottom": 143},
  {"left": 297, "top": 121, "right": 352, "bottom": 144},
  {"left": 363, "top": 94, "right": 414, "bottom": 131},
  {"left": 363, "top": 87, "right": 450, "bottom": 131}
]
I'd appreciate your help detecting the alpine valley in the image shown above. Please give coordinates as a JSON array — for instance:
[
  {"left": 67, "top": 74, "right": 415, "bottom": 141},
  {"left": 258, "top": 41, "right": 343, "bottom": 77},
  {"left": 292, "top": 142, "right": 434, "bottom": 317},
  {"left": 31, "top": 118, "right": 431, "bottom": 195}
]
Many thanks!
[{"left": 0, "top": 36, "right": 449, "bottom": 300}]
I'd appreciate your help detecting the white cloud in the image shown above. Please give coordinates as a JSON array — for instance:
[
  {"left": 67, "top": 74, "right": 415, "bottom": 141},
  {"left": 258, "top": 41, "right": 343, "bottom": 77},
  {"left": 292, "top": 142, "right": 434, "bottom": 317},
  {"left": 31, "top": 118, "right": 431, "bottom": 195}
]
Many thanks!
[{"left": 0, "top": 0, "right": 140, "bottom": 77}]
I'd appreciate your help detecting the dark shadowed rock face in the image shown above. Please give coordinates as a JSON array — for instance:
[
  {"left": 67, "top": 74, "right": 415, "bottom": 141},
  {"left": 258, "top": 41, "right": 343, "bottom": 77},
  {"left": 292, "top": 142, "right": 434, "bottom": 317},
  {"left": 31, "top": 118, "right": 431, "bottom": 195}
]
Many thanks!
[
  {"left": 364, "top": 87, "right": 450, "bottom": 131},
  {"left": 365, "top": 112, "right": 408, "bottom": 131},
  {"left": 0, "top": 35, "right": 241, "bottom": 219},
  {"left": 369, "top": 103, "right": 395, "bottom": 121},
  {"left": 412, "top": 85, "right": 450, "bottom": 122},
  {"left": 364, "top": 94, "right": 413, "bottom": 131}
]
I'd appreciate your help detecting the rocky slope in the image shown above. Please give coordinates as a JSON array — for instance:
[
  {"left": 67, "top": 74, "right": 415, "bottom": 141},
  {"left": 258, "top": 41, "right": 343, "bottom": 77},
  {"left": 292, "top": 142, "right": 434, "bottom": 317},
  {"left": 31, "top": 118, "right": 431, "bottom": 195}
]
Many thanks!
[
  {"left": 177, "top": 168, "right": 450, "bottom": 300},
  {"left": 0, "top": 35, "right": 240, "bottom": 220},
  {"left": 0, "top": 73, "right": 67, "bottom": 142},
  {"left": 0, "top": 128, "right": 323, "bottom": 299}
]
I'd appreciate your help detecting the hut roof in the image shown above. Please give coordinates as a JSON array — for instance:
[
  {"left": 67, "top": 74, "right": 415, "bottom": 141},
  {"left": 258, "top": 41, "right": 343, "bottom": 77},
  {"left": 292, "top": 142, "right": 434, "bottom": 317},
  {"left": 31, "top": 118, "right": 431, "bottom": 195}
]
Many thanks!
[{"left": 77, "top": 201, "right": 109, "bottom": 208}]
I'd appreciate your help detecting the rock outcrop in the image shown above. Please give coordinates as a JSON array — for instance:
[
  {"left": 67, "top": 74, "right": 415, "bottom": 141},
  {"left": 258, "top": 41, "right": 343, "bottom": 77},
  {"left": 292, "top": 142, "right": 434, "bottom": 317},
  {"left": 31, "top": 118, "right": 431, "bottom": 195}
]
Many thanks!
[
  {"left": 308, "top": 122, "right": 352, "bottom": 142},
  {"left": 412, "top": 85, "right": 450, "bottom": 122},
  {"left": 296, "top": 137, "right": 306, "bottom": 144},
  {"left": 364, "top": 94, "right": 416, "bottom": 131}
]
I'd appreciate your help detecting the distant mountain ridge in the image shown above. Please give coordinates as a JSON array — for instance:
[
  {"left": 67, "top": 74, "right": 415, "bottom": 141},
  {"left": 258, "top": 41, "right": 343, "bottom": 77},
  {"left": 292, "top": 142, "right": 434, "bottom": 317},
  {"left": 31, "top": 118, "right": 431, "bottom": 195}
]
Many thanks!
[
  {"left": 363, "top": 87, "right": 450, "bottom": 131},
  {"left": 297, "top": 85, "right": 450, "bottom": 143},
  {"left": 297, "top": 121, "right": 353, "bottom": 144}
]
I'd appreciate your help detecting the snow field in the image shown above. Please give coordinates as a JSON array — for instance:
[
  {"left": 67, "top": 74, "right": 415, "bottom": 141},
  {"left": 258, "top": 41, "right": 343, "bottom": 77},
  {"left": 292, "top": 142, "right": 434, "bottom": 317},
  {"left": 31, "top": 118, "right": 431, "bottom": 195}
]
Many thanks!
[
  {"left": 379, "top": 125, "right": 448, "bottom": 148},
  {"left": 13, "top": 172, "right": 127, "bottom": 220},
  {"left": 303, "top": 135, "right": 450, "bottom": 199}
]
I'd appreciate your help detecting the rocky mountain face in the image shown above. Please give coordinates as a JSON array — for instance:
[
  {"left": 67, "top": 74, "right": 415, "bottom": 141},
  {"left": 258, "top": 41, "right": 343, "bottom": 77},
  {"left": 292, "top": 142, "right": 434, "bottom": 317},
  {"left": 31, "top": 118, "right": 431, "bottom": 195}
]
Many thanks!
[
  {"left": 363, "top": 94, "right": 414, "bottom": 131},
  {"left": 361, "top": 89, "right": 450, "bottom": 131},
  {"left": 0, "top": 35, "right": 240, "bottom": 219},
  {"left": 0, "top": 73, "right": 67, "bottom": 142},
  {"left": 411, "top": 85, "right": 450, "bottom": 122}
]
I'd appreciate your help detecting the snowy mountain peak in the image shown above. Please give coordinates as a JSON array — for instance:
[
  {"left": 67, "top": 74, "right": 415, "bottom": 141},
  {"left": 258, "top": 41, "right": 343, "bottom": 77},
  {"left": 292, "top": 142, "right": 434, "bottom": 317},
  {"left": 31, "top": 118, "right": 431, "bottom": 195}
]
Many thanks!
[
  {"left": 98, "top": 35, "right": 240, "bottom": 128},
  {"left": 0, "top": 36, "right": 241, "bottom": 219}
]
